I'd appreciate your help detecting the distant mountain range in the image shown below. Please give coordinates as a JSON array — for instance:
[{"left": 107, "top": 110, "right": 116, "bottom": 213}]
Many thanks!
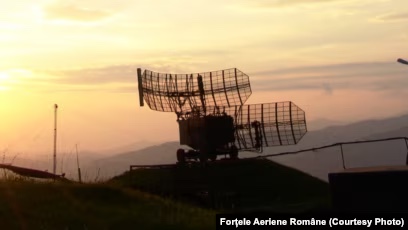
[
  {"left": 97, "top": 139, "right": 160, "bottom": 155},
  {"left": 5, "top": 114, "right": 408, "bottom": 182},
  {"left": 306, "top": 118, "right": 346, "bottom": 131},
  {"left": 83, "top": 142, "right": 181, "bottom": 180},
  {"left": 265, "top": 114, "right": 408, "bottom": 182},
  {"left": 73, "top": 113, "right": 408, "bottom": 182}
]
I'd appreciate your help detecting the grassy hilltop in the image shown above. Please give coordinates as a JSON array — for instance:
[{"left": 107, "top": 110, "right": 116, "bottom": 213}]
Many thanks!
[
  {"left": 0, "top": 180, "right": 216, "bottom": 230},
  {"left": 0, "top": 158, "right": 331, "bottom": 229},
  {"left": 110, "top": 158, "right": 331, "bottom": 213}
]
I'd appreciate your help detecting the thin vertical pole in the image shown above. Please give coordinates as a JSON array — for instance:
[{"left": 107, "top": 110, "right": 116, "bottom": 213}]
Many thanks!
[
  {"left": 137, "top": 68, "right": 144, "bottom": 107},
  {"left": 53, "top": 104, "right": 58, "bottom": 175},
  {"left": 404, "top": 138, "right": 408, "bottom": 165},
  {"left": 340, "top": 144, "right": 346, "bottom": 169},
  {"left": 76, "top": 144, "right": 82, "bottom": 183}
]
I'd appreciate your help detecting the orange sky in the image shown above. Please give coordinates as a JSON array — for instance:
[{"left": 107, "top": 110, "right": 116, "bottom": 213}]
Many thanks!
[{"left": 1, "top": 0, "right": 408, "bottom": 159}]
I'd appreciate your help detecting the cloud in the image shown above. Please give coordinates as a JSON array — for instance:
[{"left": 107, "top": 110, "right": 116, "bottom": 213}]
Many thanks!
[
  {"left": 43, "top": 2, "right": 112, "bottom": 22},
  {"left": 248, "top": 61, "right": 408, "bottom": 93},
  {"left": 374, "top": 12, "right": 408, "bottom": 22},
  {"left": 42, "top": 58, "right": 220, "bottom": 87},
  {"left": 252, "top": 62, "right": 400, "bottom": 76},
  {"left": 46, "top": 65, "right": 136, "bottom": 85},
  {"left": 242, "top": 0, "right": 349, "bottom": 8},
  {"left": 32, "top": 60, "right": 408, "bottom": 95}
]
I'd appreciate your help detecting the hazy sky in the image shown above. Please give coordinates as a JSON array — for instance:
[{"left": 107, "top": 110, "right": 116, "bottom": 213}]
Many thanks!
[{"left": 1, "top": 0, "right": 408, "bottom": 158}]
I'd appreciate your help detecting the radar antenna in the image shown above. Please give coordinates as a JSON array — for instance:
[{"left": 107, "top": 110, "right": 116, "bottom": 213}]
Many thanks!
[{"left": 137, "top": 67, "right": 307, "bottom": 163}]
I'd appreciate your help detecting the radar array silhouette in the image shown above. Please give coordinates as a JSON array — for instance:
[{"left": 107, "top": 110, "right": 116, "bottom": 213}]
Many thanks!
[{"left": 137, "top": 67, "right": 307, "bottom": 163}]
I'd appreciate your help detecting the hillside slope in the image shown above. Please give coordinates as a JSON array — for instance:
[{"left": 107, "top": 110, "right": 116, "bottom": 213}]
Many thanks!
[
  {"left": 0, "top": 180, "right": 215, "bottom": 230},
  {"left": 111, "top": 158, "right": 331, "bottom": 213}
]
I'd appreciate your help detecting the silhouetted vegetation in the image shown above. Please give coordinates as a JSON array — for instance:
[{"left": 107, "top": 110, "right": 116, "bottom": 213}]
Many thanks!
[
  {"left": 0, "top": 179, "right": 215, "bottom": 229},
  {"left": 0, "top": 158, "right": 333, "bottom": 229}
]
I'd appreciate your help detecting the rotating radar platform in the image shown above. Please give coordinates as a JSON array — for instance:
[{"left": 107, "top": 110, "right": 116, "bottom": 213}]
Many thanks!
[{"left": 137, "top": 67, "right": 307, "bottom": 163}]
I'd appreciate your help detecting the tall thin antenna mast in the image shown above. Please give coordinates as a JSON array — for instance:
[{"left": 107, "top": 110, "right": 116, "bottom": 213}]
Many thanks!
[
  {"left": 53, "top": 104, "right": 58, "bottom": 175},
  {"left": 76, "top": 144, "right": 82, "bottom": 183}
]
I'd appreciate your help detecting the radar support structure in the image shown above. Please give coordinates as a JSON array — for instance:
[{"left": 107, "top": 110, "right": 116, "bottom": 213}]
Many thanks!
[{"left": 137, "top": 67, "right": 307, "bottom": 163}]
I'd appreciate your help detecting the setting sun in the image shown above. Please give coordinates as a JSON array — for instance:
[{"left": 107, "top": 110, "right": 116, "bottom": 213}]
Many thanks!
[{"left": 0, "top": 72, "right": 10, "bottom": 91}]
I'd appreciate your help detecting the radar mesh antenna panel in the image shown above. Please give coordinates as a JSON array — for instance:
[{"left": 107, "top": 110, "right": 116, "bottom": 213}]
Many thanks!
[{"left": 137, "top": 67, "right": 307, "bottom": 163}]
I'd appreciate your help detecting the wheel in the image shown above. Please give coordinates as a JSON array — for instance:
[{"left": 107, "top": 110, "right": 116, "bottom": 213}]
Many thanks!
[
  {"left": 185, "top": 150, "right": 199, "bottom": 161},
  {"left": 198, "top": 152, "right": 208, "bottom": 162},
  {"left": 209, "top": 154, "right": 217, "bottom": 161},
  {"left": 229, "top": 145, "right": 238, "bottom": 160},
  {"left": 177, "top": 149, "right": 186, "bottom": 163}
]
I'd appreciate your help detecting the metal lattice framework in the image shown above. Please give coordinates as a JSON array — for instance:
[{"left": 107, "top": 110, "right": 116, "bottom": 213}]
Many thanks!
[
  {"left": 202, "top": 102, "right": 307, "bottom": 151},
  {"left": 138, "top": 68, "right": 252, "bottom": 114},
  {"left": 233, "top": 102, "right": 306, "bottom": 149},
  {"left": 137, "top": 67, "right": 308, "bottom": 157}
]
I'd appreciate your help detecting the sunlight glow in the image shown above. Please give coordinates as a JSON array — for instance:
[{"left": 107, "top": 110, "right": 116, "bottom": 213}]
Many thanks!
[
  {"left": 0, "top": 69, "right": 35, "bottom": 91},
  {"left": 0, "top": 72, "right": 10, "bottom": 91},
  {"left": 0, "top": 0, "right": 408, "bottom": 155}
]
